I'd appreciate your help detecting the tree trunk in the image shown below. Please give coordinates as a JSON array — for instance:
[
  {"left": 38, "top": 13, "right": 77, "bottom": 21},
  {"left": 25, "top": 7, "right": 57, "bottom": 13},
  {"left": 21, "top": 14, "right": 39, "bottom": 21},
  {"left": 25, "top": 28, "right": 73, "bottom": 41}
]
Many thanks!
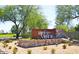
[
  {"left": 16, "top": 33, "right": 19, "bottom": 39},
  {"left": 15, "top": 24, "right": 19, "bottom": 39}
]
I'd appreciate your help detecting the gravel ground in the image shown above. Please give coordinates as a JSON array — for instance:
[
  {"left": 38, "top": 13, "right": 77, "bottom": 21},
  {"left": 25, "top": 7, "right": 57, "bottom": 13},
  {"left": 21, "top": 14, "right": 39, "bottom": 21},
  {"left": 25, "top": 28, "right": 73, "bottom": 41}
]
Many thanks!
[{"left": 1, "top": 41, "right": 79, "bottom": 54}]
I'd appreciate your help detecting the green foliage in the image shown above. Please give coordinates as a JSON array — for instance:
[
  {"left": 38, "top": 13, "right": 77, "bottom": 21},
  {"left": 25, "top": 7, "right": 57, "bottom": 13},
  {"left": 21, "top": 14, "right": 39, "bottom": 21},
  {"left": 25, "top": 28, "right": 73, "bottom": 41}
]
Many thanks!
[
  {"left": 0, "top": 5, "right": 48, "bottom": 39},
  {"left": 69, "top": 27, "right": 76, "bottom": 32},
  {"left": 23, "top": 6, "right": 48, "bottom": 33},
  {"left": 56, "top": 5, "right": 79, "bottom": 29},
  {"left": 56, "top": 5, "right": 73, "bottom": 25},
  {"left": 21, "top": 32, "right": 31, "bottom": 38},
  {"left": 11, "top": 25, "right": 17, "bottom": 34},
  {"left": 27, "top": 13, "right": 48, "bottom": 29},
  {"left": 56, "top": 24, "right": 68, "bottom": 32},
  {"left": 75, "top": 24, "right": 79, "bottom": 31}
]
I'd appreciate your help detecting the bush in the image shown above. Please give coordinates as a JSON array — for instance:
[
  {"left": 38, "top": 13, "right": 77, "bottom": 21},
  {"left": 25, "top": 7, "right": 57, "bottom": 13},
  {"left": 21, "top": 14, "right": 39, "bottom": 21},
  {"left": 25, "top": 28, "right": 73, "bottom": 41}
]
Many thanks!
[
  {"left": 12, "top": 47, "right": 18, "bottom": 54},
  {"left": 3, "top": 43, "right": 8, "bottom": 48},
  {"left": 61, "top": 40, "right": 70, "bottom": 43},
  {"left": 21, "top": 32, "right": 31, "bottom": 38},
  {"left": 4, "top": 40, "right": 12, "bottom": 43},
  {"left": 15, "top": 43, "right": 16, "bottom": 45},
  {"left": 51, "top": 48, "right": 55, "bottom": 54},
  {"left": 62, "top": 44, "right": 66, "bottom": 49},
  {"left": 68, "top": 43, "right": 72, "bottom": 46},
  {"left": 68, "top": 41, "right": 73, "bottom": 46},
  {"left": 27, "top": 50, "right": 32, "bottom": 54},
  {"left": 43, "top": 46, "right": 47, "bottom": 50},
  {"left": 8, "top": 46, "right": 12, "bottom": 49},
  {"left": 13, "top": 35, "right": 16, "bottom": 37}
]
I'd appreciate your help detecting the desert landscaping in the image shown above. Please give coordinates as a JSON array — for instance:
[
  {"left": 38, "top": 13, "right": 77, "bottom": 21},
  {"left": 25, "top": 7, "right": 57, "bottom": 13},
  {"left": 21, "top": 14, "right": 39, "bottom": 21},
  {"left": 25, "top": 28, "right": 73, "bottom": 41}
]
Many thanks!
[
  {"left": 0, "top": 39, "right": 79, "bottom": 54},
  {"left": 0, "top": 5, "right": 79, "bottom": 54}
]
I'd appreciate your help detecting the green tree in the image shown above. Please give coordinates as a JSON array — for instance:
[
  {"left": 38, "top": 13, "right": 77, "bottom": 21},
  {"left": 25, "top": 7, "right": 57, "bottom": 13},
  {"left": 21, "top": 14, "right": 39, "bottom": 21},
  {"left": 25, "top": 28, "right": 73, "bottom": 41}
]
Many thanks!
[
  {"left": 0, "top": 5, "right": 36, "bottom": 39},
  {"left": 11, "top": 25, "right": 21, "bottom": 34},
  {"left": 75, "top": 24, "right": 79, "bottom": 31},
  {"left": 69, "top": 27, "right": 76, "bottom": 32},
  {"left": 21, "top": 6, "right": 48, "bottom": 34},
  {"left": 0, "top": 5, "right": 48, "bottom": 39},
  {"left": 11, "top": 25, "right": 16, "bottom": 34},
  {"left": 56, "top": 5, "right": 79, "bottom": 31},
  {"left": 56, "top": 5, "right": 73, "bottom": 26},
  {"left": 21, "top": 6, "right": 48, "bottom": 38},
  {"left": 56, "top": 24, "right": 68, "bottom": 32}
]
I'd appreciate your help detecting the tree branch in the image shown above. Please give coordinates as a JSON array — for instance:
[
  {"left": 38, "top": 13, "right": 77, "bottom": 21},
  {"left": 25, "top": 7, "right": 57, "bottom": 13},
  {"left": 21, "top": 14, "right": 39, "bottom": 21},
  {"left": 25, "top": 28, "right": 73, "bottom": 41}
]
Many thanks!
[{"left": 73, "top": 16, "right": 79, "bottom": 19}]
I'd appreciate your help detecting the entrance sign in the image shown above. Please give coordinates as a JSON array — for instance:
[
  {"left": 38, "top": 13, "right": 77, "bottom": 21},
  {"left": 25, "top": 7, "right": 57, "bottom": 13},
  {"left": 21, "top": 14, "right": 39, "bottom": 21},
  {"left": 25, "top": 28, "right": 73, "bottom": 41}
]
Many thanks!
[
  {"left": 32, "top": 29, "right": 65, "bottom": 39},
  {"left": 32, "top": 29, "right": 57, "bottom": 39}
]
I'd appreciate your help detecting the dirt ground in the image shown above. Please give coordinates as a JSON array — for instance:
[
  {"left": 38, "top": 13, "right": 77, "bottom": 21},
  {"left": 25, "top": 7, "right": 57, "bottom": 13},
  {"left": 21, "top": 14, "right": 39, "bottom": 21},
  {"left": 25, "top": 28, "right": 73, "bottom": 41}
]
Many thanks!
[{"left": 0, "top": 41, "right": 79, "bottom": 54}]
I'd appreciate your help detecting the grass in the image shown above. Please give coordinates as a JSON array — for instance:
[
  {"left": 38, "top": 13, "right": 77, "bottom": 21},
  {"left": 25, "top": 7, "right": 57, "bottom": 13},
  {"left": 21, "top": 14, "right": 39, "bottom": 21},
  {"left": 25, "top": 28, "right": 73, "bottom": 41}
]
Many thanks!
[{"left": 0, "top": 33, "right": 16, "bottom": 38}]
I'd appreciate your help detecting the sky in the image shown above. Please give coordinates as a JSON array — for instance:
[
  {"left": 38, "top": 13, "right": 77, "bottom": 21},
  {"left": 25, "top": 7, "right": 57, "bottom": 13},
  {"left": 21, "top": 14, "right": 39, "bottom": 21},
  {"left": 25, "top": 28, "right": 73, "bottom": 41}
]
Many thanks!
[
  {"left": 40, "top": 5, "right": 56, "bottom": 29},
  {"left": 0, "top": 5, "right": 79, "bottom": 33}
]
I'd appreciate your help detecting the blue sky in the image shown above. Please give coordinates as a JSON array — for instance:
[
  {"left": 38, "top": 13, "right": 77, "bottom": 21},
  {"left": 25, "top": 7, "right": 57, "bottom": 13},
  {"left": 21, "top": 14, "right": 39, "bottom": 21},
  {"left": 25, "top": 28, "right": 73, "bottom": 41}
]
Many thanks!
[{"left": 0, "top": 5, "right": 79, "bottom": 33}]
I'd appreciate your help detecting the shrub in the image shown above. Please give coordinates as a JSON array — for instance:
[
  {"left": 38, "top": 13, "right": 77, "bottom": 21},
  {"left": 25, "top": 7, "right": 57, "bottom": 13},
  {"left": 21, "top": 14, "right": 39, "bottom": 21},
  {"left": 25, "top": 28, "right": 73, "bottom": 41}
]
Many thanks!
[
  {"left": 51, "top": 48, "right": 55, "bottom": 54},
  {"left": 13, "top": 35, "right": 16, "bottom": 37},
  {"left": 3, "top": 43, "right": 8, "bottom": 48},
  {"left": 43, "top": 46, "right": 47, "bottom": 50},
  {"left": 15, "top": 43, "right": 17, "bottom": 45},
  {"left": 61, "top": 40, "right": 69, "bottom": 44},
  {"left": 68, "top": 43, "right": 72, "bottom": 46},
  {"left": 4, "top": 40, "right": 12, "bottom": 43},
  {"left": 8, "top": 46, "right": 12, "bottom": 49},
  {"left": 27, "top": 50, "right": 32, "bottom": 54},
  {"left": 21, "top": 32, "right": 31, "bottom": 38},
  {"left": 68, "top": 41, "right": 73, "bottom": 46},
  {"left": 4, "top": 40, "right": 10, "bottom": 43},
  {"left": 62, "top": 44, "right": 66, "bottom": 49},
  {"left": 12, "top": 47, "right": 18, "bottom": 54}
]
